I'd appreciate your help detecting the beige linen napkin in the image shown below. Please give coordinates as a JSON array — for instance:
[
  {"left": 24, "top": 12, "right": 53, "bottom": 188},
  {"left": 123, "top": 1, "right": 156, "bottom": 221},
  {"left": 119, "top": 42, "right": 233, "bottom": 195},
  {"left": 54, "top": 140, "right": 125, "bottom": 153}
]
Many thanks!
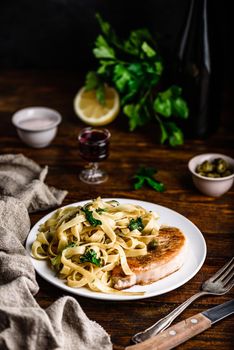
[
  {"left": 0, "top": 153, "right": 67, "bottom": 212},
  {"left": 0, "top": 155, "right": 112, "bottom": 350}
]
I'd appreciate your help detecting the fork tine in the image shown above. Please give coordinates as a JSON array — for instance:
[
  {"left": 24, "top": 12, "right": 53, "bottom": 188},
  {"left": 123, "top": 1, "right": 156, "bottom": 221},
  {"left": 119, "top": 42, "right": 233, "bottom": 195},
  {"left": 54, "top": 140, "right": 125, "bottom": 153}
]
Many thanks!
[
  {"left": 222, "top": 269, "right": 234, "bottom": 287},
  {"left": 223, "top": 276, "right": 234, "bottom": 291},
  {"left": 219, "top": 261, "right": 234, "bottom": 283},
  {"left": 209, "top": 257, "right": 234, "bottom": 282}
]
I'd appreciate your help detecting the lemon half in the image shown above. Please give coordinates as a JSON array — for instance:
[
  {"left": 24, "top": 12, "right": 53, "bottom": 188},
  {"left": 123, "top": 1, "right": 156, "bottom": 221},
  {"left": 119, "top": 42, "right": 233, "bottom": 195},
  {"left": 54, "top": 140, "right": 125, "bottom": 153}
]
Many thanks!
[{"left": 74, "top": 86, "right": 120, "bottom": 126}]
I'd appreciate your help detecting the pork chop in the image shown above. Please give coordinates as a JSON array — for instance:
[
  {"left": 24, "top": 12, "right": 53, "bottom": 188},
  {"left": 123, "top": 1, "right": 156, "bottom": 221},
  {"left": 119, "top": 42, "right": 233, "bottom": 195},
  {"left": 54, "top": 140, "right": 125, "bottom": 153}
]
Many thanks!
[{"left": 112, "top": 227, "right": 187, "bottom": 290}]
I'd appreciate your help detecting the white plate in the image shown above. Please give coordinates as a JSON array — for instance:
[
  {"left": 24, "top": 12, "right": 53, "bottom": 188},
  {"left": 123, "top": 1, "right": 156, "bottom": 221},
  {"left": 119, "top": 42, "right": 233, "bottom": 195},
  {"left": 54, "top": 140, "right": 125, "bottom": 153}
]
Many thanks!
[{"left": 26, "top": 198, "right": 207, "bottom": 301}]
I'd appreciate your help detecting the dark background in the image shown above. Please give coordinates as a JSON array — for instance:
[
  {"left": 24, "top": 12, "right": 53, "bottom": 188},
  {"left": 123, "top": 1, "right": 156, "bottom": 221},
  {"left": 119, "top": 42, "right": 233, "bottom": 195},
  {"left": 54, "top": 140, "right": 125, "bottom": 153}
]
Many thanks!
[{"left": 0, "top": 0, "right": 231, "bottom": 79}]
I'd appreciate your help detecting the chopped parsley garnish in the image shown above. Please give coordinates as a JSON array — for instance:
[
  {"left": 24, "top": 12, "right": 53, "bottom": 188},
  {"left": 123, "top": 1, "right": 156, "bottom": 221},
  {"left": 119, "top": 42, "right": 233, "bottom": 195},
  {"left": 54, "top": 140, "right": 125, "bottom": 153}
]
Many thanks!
[
  {"left": 128, "top": 217, "right": 144, "bottom": 231},
  {"left": 80, "top": 249, "right": 101, "bottom": 266},
  {"left": 81, "top": 208, "right": 102, "bottom": 227},
  {"left": 133, "top": 166, "right": 165, "bottom": 192}
]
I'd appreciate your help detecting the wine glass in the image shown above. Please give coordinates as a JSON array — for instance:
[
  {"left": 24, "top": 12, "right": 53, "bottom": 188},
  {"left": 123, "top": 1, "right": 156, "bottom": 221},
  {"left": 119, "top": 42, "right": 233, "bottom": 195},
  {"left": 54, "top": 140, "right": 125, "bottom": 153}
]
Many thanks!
[{"left": 78, "top": 127, "right": 111, "bottom": 184}]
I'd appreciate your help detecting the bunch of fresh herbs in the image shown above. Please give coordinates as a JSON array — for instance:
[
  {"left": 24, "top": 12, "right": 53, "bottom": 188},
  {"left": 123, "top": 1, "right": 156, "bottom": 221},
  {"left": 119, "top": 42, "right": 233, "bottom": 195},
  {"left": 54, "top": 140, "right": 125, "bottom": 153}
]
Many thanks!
[{"left": 85, "top": 14, "right": 189, "bottom": 146}]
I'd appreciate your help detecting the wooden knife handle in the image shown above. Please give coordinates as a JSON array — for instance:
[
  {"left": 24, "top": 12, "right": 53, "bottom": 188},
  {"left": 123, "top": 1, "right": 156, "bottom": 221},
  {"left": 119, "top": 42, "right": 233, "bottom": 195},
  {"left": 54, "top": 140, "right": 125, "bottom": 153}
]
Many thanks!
[{"left": 126, "top": 313, "right": 211, "bottom": 350}]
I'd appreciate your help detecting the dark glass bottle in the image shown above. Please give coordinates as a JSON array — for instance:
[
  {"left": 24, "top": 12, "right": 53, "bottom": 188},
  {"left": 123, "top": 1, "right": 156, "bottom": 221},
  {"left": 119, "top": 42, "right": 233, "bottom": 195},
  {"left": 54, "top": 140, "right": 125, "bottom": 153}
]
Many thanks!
[{"left": 176, "top": 0, "right": 220, "bottom": 138}]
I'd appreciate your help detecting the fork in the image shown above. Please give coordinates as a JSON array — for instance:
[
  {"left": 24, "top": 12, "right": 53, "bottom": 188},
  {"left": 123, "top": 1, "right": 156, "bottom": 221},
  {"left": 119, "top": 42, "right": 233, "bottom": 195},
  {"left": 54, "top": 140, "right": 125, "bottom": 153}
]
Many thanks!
[{"left": 132, "top": 257, "right": 234, "bottom": 344}]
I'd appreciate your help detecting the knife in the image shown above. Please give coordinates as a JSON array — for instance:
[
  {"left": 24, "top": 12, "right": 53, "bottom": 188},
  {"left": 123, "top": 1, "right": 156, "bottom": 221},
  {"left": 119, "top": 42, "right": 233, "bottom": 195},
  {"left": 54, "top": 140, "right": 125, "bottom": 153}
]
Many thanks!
[{"left": 125, "top": 299, "right": 234, "bottom": 350}]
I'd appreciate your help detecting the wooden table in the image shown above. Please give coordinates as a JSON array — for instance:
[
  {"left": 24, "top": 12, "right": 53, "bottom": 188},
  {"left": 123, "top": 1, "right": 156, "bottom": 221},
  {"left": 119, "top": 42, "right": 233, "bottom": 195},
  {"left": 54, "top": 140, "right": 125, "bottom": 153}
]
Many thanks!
[{"left": 1, "top": 70, "right": 233, "bottom": 349}]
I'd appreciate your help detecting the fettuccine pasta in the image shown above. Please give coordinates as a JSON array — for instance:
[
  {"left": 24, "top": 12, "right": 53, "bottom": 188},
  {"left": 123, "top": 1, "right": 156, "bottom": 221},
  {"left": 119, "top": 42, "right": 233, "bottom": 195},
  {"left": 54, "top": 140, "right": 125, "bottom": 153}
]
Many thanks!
[{"left": 31, "top": 197, "right": 160, "bottom": 295}]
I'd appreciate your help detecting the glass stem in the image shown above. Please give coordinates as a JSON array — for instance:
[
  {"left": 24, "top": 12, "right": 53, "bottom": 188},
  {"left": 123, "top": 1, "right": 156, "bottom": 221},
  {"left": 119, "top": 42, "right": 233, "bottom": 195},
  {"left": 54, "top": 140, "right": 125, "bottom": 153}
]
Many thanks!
[{"left": 89, "top": 162, "right": 98, "bottom": 176}]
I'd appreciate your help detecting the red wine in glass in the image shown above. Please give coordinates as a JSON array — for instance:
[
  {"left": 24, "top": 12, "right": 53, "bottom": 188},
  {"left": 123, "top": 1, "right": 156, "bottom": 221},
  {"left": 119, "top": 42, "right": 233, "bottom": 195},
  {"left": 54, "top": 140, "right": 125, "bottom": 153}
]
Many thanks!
[{"left": 78, "top": 127, "right": 110, "bottom": 184}]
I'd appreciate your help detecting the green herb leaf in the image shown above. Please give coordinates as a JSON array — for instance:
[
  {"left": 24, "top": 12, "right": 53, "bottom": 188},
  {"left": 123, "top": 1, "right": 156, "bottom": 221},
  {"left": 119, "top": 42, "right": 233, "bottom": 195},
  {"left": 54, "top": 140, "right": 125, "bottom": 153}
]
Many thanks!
[
  {"left": 172, "top": 97, "right": 189, "bottom": 118},
  {"left": 133, "top": 175, "right": 145, "bottom": 190},
  {"left": 165, "top": 121, "right": 184, "bottom": 146},
  {"left": 96, "top": 84, "right": 105, "bottom": 105},
  {"left": 96, "top": 13, "right": 121, "bottom": 49},
  {"left": 123, "top": 103, "right": 143, "bottom": 131},
  {"left": 85, "top": 71, "right": 106, "bottom": 105},
  {"left": 82, "top": 208, "right": 102, "bottom": 227},
  {"left": 80, "top": 249, "right": 101, "bottom": 266},
  {"left": 145, "top": 177, "right": 165, "bottom": 192},
  {"left": 159, "top": 121, "right": 168, "bottom": 144},
  {"left": 154, "top": 95, "right": 172, "bottom": 117},
  {"left": 97, "top": 60, "right": 115, "bottom": 75},
  {"left": 113, "top": 64, "right": 132, "bottom": 92},
  {"left": 93, "top": 35, "right": 115, "bottom": 59},
  {"left": 141, "top": 41, "right": 156, "bottom": 57},
  {"left": 128, "top": 217, "right": 144, "bottom": 231},
  {"left": 123, "top": 29, "right": 154, "bottom": 56},
  {"left": 85, "top": 71, "right": 100, "bottom": 91},
  {"left": 133, "top": 166, "right": 165, "bottom": 192}
]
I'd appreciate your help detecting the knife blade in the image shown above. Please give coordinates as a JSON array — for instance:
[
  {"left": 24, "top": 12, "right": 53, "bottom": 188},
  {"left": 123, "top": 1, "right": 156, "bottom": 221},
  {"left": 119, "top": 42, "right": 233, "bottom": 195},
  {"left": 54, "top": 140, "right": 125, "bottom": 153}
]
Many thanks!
[{"left": 125, "top": 300, "right": 234, "bottom": 350}]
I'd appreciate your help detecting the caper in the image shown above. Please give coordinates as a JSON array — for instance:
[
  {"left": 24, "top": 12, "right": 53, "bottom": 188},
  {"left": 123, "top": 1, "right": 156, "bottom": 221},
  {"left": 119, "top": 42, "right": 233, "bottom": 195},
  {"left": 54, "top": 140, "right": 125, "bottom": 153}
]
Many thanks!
[
  {"left": 222, "top": 169, "right": 232, "bottom": 177},
  {"left": 197, "top": 171, "right": 206, "bottom": 177},
  {"left": 200, "top": 160, "right": 214, "bottom": 173},
  {"left": 196, "top": 164, "right": 203, "bottom": 173},
  {"left": 196, "top": 157, "right": 233, "bottom": 179},
  {"left": 215, "top": 158, "right": 228, "bottom": 174},
  {"left": 207, "top": 172, "right": 220, "bottom": 178}
]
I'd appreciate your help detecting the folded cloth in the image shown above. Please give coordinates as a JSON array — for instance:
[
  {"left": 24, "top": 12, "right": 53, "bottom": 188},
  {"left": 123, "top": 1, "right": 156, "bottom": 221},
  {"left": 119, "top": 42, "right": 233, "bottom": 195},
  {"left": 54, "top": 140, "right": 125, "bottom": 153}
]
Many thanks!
[
  {"left": 0, "top": 157, "right": 112, "bottom": 350},
  {"left": 0, "top": 154, "right": 68, "bottom": 213}
]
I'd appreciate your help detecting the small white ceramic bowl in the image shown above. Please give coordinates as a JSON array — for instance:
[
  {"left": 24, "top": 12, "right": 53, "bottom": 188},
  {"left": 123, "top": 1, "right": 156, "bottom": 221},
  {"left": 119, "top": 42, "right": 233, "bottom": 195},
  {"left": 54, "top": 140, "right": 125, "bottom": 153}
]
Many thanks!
[
  {"left": 188, "top": 153, "right": 234, "bottom": 197},
  {"left": 12, "top": 107, "right": 62, "bottom": 148}
]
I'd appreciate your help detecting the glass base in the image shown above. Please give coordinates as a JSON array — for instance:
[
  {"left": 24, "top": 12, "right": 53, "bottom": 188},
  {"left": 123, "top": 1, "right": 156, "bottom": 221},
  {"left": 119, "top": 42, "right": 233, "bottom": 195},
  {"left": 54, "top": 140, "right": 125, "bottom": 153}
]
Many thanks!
[{"left": 79, "top": 168, "right": 108, "bottom": 184}]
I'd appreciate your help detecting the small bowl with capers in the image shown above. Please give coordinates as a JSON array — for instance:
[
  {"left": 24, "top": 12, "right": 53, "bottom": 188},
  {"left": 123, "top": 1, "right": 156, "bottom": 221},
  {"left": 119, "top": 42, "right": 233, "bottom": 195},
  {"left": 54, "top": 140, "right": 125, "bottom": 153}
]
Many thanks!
[{"left": 188, "top": 153, "right": 234, "bottom": 197}]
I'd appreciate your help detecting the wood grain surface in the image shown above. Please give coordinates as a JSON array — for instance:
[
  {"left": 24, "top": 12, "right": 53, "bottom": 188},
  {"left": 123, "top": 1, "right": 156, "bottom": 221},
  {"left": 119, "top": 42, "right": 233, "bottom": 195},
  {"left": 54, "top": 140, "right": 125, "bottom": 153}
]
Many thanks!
[{"left": 0, "top": 70, "right": 233, "bottom": 350}]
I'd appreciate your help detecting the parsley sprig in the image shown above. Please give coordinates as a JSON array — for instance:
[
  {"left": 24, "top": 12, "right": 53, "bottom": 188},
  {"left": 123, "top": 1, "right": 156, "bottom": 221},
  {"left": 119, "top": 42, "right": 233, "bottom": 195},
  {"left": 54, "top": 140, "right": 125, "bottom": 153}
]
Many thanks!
[
  {"left": 85, "top": 14, "right": 189, "bottom": 146},
  {"left": 134, "top": 166, "right": 165, "bottom": 192}
]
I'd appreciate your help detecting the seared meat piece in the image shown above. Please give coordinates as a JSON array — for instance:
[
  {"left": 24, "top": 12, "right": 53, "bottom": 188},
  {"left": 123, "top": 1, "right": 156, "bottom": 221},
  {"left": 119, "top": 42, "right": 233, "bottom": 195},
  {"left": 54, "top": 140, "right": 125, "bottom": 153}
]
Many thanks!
[{"left": 112, "top": 227, "right": 187, "bottom": 290}]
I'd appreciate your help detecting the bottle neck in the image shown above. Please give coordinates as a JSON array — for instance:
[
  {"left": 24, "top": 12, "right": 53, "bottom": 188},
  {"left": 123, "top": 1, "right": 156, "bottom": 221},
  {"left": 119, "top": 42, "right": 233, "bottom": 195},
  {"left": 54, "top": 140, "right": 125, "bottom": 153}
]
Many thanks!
[{"left": 178, "top": 0, "right": 210, "bottom": 73}]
